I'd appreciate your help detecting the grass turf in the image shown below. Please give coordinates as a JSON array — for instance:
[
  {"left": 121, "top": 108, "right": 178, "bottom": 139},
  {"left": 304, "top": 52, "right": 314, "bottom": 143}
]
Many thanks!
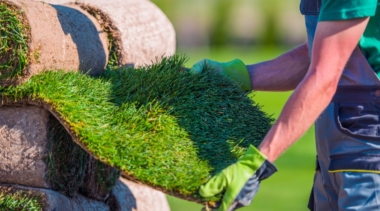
[
  {"left": 0, "top": 2, "right": 29, "bottom": 79},
  {"left": 45, "top": 115, "right": 89, "bottom": 197},
  {"left": 167, "top": 92, "right": 316, "bottom": 211},
  {"left": 167, "top": 47, "right": 316, "bottom": 210},
  {"left": 0, "top": 55, "right": 273, "bottom": 202},
  {"left": 0, "top": 192, "right": 41, "bottom": 211}
]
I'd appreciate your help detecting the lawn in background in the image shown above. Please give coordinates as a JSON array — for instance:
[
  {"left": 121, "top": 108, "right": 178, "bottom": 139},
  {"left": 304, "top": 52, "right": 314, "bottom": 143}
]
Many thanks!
[{"left": 166, "top": 46, "right": 316, "bottom": 211}]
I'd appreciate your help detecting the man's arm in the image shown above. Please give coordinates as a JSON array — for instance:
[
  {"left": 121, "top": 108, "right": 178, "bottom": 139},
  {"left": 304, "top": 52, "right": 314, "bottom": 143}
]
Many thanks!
[
  {"left": 258, "top": 17, "right": 370, "bottom": 162},
  {"left": 247, "top": 43, "right": 310, "bottom": 91}
]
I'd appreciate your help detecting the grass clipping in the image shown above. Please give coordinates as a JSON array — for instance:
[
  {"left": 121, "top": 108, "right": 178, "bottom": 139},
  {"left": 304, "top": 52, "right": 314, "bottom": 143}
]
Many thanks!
[{"left": 0, "top": 55, "right": 273, "bottom": 202}]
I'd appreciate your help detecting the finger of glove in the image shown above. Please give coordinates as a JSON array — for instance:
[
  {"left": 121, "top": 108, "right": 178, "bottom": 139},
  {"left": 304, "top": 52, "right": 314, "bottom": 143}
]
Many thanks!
[
  {"left": 231, "top": 176, "right": 260, "bottom": 210},
  {"left": 215, "top": 191, "right": 236, "bottom": 211},
  {"left": 199, "top": 173, "right": 228, "bottom": 198},
  {"left": 215, "top": 175, "right": 260, "bottom": 211},
  {"left": 191, "top": 59, "right": 223, "bottom": 74},
  {"left": 190, "top": 60, "right": 208, "bottom": 74}
]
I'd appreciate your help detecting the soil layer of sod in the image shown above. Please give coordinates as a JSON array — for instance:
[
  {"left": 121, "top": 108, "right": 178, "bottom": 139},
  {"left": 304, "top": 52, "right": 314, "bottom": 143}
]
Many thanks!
[
  {"left": 42, "top": 0, "right": 176, "bottom": 68},
  {"left": 0, "top": 55, "right": 273, "bottom": 203}
]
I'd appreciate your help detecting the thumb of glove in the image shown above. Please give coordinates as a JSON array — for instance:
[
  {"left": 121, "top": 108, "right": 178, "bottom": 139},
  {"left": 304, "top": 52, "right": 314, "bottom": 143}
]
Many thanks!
[{"left": 190, "top": 59, "right": 223, "bottom": 74}]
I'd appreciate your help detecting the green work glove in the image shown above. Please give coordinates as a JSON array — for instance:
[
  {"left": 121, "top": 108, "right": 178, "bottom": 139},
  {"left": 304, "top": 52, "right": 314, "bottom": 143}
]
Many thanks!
[
  {"left": 190, "top": 59, "right": 252, "bottom": 91},
  {"left": 199, "top": 145, "right": 277, "bottom": 211}
]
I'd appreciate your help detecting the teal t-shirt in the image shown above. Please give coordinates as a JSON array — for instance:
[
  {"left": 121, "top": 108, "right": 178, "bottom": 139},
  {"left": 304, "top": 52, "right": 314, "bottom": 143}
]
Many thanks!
[{"left": 318, "top": 0, "right": 380, "bottom": 76}]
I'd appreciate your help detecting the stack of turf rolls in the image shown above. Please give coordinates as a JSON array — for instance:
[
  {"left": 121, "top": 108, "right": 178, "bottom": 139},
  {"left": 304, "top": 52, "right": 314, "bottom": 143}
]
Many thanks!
[
  {"left": 0, "top": 55, "right": 273, "bottom": 203},
  {"left": 0, "top": 0, "right": 273, "bottom": 205}
]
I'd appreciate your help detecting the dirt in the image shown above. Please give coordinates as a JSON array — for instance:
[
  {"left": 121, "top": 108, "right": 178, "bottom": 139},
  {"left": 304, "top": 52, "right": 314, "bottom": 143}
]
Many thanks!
[
  {"left": 0, "top": 106, "right": 50, "bottom": 188},
  {"left": 111, "top": 178, "right": 171, "bottom": 211},
  {"left": 43, "top": 0, "right": 176, "bottom": 67}
]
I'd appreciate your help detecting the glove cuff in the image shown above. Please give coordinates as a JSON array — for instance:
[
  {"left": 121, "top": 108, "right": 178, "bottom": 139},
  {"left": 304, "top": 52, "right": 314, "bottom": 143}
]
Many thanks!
[
  {"left": 256, "top": 159, "right": 277, "bottom": 181},
  {"left": 238, "top": 145, "right": 277, "bottom": 178}
]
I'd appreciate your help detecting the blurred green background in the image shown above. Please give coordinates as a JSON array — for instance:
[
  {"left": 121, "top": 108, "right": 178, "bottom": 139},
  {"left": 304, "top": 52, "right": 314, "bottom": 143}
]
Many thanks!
[
  {"left": 150, "top": 1, "right": 315, "bottom": 211},
  {"left": 152, "top": 0, "right": 306, "bottom": 49}
]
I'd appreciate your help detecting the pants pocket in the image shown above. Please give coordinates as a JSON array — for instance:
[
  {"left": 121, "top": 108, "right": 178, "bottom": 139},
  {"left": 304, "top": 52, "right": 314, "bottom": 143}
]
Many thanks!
[{"left": 335, "top": 102, "right": 380, "bottom": 139}]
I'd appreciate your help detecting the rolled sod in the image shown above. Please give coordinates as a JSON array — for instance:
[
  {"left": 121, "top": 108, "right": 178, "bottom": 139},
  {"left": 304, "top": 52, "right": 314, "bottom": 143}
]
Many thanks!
[
  {"left": 0, "top": 0, "right": 109, "bottom": 86},
  {"left": 0, "top": 55, "right": 273, "bottom": 203},
  {"left": 42, "top": 0, "right": 176, "bottom": 68}
]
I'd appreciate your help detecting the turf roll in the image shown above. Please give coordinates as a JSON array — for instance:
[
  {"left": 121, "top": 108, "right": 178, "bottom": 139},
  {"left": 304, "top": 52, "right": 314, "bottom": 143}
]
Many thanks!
[
  {"left": 0, "top": 55, "right": 273, "bottom": 204},
  {"left": 43, "top": 0, "right": 176, "bottom": 68},
  {"left": 0, "top": 0, "right": 109, "bottom": 86}
]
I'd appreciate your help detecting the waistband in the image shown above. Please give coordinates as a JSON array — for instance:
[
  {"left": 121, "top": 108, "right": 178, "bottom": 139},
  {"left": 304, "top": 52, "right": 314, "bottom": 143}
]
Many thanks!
[
  {"left": 328, "top": 154, "right": 380, "bottom": 173},
  {"left": 315, "top": 155, "right": 380, "bottom": 173}
]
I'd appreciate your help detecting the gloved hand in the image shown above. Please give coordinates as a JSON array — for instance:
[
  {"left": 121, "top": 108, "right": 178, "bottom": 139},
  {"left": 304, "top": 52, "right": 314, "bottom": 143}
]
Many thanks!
[
  {"left": 199, "top": 145, "right": 277, "bottom": 211},
  {"left": 190, "top": 59, "right": 252, "bottom": 91}
]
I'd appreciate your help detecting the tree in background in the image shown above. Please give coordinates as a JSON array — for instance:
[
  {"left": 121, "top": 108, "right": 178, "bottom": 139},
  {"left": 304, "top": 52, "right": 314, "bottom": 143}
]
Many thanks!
[
  {"left": 208, "top": 0, "right": 234, "bottom": 47},
  {"left": 151, "top": 0, "right": 302, "bottom": 48},
  {"left": 258, "top": 0, "right": 280, "bottom": 47},
  {"left": 151, "top": 0, "right": 176, "bottom": 21}
]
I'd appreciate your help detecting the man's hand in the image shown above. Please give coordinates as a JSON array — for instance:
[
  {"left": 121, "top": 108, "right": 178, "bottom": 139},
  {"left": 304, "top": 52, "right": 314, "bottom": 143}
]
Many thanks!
[
  {"left": 190, "top": 59, "right": 252, "bottom": 91},
  {"left": 199, "top": 145, "right": 277, "bottom": 211}
]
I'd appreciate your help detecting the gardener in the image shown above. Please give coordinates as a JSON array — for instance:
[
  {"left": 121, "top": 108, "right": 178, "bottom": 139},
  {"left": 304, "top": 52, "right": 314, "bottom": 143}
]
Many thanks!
[{"left": 191, "top": 0, "right": 380, "bottom": 210}]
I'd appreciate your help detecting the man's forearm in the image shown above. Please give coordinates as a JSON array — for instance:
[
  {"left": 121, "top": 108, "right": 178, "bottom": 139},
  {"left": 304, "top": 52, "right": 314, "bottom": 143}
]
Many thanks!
[
  {"left": 247, "top": 43, "right": 310, "bottom": 91},
  {"left": 258, "top": 18, "right": 370, "bottom": 162},
  {"left": 258, "top": 70, "right": 335, "bottom": 162}
]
